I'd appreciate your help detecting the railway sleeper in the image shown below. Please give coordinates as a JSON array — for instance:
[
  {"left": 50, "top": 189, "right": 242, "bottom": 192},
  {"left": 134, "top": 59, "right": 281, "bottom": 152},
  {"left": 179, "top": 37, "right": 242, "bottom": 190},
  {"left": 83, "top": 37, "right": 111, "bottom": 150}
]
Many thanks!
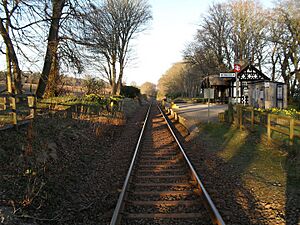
[
  {"left": 125, "top": 203, "right": 207, "bottom": 214},
  {"left": 138, "top": 164, "right": 184, "bottom": 169},
  {"left": 139, "top": 155, "right": 182, "bottom": 161},
  {"left": 132, "top": 183, "right": 195, "bottom": 191},
  {"left": 127, "top": 200, "right": 201, "bottom": 206},
  {"left": 121, "top": 215, "right": 213, "bottom": 225},
  {"left": 128, "top": 193, "right": 199, "bottom": 201}
]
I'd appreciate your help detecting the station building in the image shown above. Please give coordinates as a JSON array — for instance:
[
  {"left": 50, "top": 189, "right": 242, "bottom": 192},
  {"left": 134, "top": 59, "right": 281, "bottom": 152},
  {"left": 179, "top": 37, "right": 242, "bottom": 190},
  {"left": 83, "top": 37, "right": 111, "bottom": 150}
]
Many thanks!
[{"left": 201, "top": 64, "right": 288, "bottom": 109}]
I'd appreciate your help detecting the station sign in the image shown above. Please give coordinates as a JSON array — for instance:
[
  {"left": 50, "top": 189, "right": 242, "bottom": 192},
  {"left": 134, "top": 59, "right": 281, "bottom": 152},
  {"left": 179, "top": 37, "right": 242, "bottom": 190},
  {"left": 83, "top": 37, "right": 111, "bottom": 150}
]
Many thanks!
[
  {"left": 204, "top": 88, "right": 214, "bottom": 99},
  {"left": 220, "top": 73, "right": 235, "bottom": 78},
  {"left": 234, "top": 64, "right": 241, "bottom": 72}
]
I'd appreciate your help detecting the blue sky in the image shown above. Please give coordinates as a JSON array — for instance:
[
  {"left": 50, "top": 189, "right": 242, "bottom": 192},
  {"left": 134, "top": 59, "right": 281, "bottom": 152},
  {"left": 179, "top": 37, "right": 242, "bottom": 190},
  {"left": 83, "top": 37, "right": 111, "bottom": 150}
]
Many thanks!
[{"left": 125, "top": 0, "right": 275, "bottom": 86}]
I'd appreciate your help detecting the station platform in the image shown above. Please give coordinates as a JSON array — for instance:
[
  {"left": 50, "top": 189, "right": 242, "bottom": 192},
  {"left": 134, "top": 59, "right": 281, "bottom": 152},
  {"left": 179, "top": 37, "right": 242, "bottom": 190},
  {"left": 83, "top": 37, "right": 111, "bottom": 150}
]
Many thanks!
[{"left": 165, "top": 103, "right": 228, "bottom": 132}]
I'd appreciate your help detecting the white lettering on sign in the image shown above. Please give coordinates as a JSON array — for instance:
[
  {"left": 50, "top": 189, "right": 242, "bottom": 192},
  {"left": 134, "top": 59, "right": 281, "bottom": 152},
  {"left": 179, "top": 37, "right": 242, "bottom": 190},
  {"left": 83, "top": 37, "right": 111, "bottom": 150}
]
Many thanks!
[{"left": 220, "top": 73, "right": 235, "bottom": 78}]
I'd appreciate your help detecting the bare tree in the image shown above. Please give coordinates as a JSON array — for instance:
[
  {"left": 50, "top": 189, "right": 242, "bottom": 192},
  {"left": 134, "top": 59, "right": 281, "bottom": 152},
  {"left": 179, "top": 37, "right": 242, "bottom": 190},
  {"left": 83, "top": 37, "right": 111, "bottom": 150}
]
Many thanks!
[
  {"left": 0, "top": 0, "right": 52, "bottom": 94},
  {"left": 0, "top": 0, "right": 23, "bottom": 94},
  {"left": 140, "top": 81, "right": 156, "bottom": 97},
  {"left": 32, "top": 0, "right": 89, "bottom": 98},
  {"left": 200, "top": 2, "right": 233, "bottom": 69},
  {"left": 229, "top": 0, "right": 268, "bottom": 67},
  {"left": 184, "top": 0, "right": 268, "bottom": 74},
  {"left": 35, "top": 0, "right": 66, "bottom": 98},
  {"left": 182, "top": 63, "right": 203, "bottom": 98},
  {"left": 174, "top": 0, "right": 299, "bottom": 102},
  {"left": 83, "top": 0, "right": 152, "bottom": 95},
  {"left": 267, "top": 0, "right": 300, "bottom": 99},
  {"left": 158, "top": 62, "right": 184, "bottom": 99}
]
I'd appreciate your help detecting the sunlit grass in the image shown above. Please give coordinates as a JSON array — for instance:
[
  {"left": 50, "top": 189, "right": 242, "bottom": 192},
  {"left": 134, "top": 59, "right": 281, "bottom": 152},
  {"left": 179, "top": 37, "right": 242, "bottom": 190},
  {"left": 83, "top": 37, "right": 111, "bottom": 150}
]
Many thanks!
[
  {"left": 219, "top": 130, "right": 249, "bottom": 162},
  {"left": 197, "top": 122, "right": 299, "bottom": 188},
  {"left": 0, "top": 115, "right": 12, "bottom": 124},
  {"left": 196, "top": 122, "right": 299, "bottom": 223}
]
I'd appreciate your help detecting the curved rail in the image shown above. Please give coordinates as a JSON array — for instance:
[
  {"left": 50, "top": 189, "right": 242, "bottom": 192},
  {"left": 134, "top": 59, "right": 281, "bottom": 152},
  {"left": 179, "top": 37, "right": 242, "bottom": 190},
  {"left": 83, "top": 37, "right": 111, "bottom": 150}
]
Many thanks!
[
  {"left": 157, "top": 104, "right": 226, "bottom": 225},
  {"left": 110, "top": 103, "right": 152, "bottom": 225}
]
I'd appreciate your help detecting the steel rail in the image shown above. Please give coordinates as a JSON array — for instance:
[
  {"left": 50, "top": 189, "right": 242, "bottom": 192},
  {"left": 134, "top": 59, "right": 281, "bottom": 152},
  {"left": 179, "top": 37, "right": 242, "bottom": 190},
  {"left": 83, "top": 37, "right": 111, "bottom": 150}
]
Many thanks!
[
  {"left": 157, "top": 104, "right": 226, "bottom": 225},
  {"left": 110, "top": 103, "right": 152, "bottom": 225}
]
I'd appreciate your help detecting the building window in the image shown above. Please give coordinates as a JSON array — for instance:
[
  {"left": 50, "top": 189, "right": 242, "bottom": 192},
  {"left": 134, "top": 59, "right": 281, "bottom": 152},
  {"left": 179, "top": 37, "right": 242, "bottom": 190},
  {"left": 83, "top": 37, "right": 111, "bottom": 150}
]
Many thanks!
[{"left": 277, "top": 85, "right": 283, "bottom": 100}]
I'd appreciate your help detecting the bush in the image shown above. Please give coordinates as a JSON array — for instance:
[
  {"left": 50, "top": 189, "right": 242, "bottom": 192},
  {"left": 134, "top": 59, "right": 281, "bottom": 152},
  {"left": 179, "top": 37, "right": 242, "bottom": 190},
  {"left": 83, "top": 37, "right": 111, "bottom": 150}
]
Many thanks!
[
  {"left": 192, "top": 98, "right": 206, "bottom": 103},
  {"left": 255, "top": 107, "right": 300, "bottom": 119},
  {"left": 83, "top": 76, "right": 105, "bottom": 95},
  {"left": 166, "top": 92, "right": 181, "bottom": 100},
  {"left": 121, "top": 86, "right": 140, "bottom": 98}
]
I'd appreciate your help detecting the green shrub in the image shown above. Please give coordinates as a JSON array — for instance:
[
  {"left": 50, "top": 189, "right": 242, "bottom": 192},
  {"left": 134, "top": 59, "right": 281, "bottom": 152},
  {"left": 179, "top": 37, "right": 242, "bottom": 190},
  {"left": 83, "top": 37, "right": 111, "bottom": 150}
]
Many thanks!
[
  {"left": 192, "top": 98, "right": 205, "bottom": 103},
  {"left": 255, "top": 107, "right": 300, "bottom": 119},
  {"left": 121, "top": 86, "right": 140, "bottom": 98},
  {"left": 82, "top": 94, "right": 102, "bottom": 103}
]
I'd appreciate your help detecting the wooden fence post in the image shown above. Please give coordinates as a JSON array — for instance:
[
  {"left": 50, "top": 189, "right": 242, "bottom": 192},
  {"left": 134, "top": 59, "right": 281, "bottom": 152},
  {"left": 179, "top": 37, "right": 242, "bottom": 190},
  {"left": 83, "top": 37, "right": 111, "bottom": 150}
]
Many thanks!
[
  {"left": 2, "top": 97, "right": 7, "bottom": 110},
  {"left": 75, "top": 104, "right": 79, "bottom": 118},
  {"left": 11, "top": 95, "right": 17, "bottom": 126},
  {"left": 228, "top": 103, "right": 234, "bottom": 124},
  {"left": 28, "top": 96, "right": 37, "bottom": 118},
  {"left": 267, "top": 114, "right": 271, "bottom": 142},
  {"left": 251, "top": 108, "right": 254, "bottom": 129},
  {"left": 289, "top": 118, "right": 294, "bottom": 145},
  {"left": 33, "top": 96, "right": 37, "bottom": 118},
  {"left": 66, "top": 105, "right": 73, "bottom": 119},
  {"left": 174, "top": 112, "right": 178, "bottom": 121},
  {"left": 237, "top": 105, "right": 243, "bottom": 129},
  {"left": 87, "top": 105, "right": 91, "bottom": 117},
  {"left": 5, "top": 96, "right": 10, "bottom": 111}
]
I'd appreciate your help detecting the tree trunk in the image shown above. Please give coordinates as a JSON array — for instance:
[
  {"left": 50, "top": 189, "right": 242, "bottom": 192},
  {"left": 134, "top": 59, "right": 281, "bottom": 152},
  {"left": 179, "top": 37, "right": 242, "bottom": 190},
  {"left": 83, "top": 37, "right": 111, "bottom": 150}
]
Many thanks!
[
  {"left": 36, "top": 0, "right": 65, "bottom": 99},
  {"left": 0, "top": 19, "right": 22, "bottom": 94},
  {"left": 116, "top": 68, "right": 123, "bottom": 96},
  {"left": 271, "top": 50, "right": 277, "bottom": 82},
  {"left": 44, "top": 53, "right": 59, "bottom": 98},
  {"left": 280, "top": 49, "right": 292, "bottom": 101},
  {"left": 6, "top": 45, "right": 13, "bottom": 93},
  {"left": 111, "top": 60, "right": 117, "bottom": 95},
  {"left": 5, "top": 19, "right": 13, "bottom": 93}
]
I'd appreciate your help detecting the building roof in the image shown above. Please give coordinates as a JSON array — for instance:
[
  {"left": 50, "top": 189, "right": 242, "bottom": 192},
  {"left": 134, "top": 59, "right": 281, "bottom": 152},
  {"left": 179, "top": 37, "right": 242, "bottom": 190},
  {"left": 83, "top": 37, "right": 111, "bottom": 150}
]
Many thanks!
[
  {"left": 201, "top": 64, "right": 270, "bottom": 88},
  {"left": 201, "top": 75, "right": 231, "bottom": 88},
  {"left": 231, "top": 64, "right": 270, "bottom": 81}
]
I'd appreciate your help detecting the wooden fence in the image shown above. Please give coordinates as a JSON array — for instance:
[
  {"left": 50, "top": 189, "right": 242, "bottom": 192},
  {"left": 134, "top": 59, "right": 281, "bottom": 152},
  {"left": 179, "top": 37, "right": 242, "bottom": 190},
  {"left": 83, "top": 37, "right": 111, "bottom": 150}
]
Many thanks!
[
  {"left": 41, "top": 100, "right": 123, "bottom": 118},
  {"left": 267, "top": 114, "right": 300, "bottom": 145},
  {"left": 0, "top": 94, "right": 124, "bottom": 130},
  {"left": 0, "top": 93, "right": 36, "bottom": 129},
  {"left": 230, "top": 105, "right": 300, "bottom": 145}
]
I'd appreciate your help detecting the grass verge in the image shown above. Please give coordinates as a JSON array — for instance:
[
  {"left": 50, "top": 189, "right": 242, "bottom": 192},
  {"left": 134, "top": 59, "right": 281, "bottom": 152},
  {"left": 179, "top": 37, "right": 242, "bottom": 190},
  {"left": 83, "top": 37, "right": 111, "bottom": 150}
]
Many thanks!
[{"left": 196, "top": 122, "right": 299, "bottom": 223}]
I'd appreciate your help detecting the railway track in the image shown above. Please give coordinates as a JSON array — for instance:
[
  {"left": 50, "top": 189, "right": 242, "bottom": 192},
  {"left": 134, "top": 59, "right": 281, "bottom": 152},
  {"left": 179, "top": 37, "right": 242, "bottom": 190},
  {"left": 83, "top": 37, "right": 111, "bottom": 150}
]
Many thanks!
[{"left": 110, "top": 103, "right": 225, "bottom": 225}]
